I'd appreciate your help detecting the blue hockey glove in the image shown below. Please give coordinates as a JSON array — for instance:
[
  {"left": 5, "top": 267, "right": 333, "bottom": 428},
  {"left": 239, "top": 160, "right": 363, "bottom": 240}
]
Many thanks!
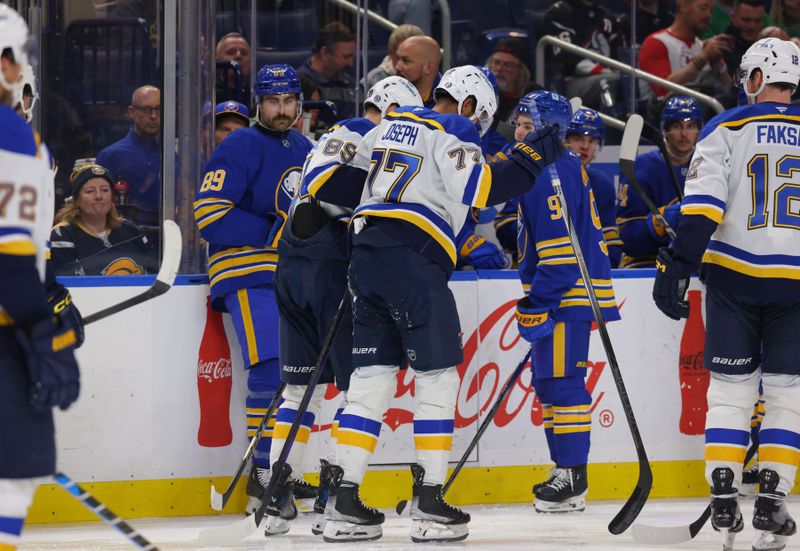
[
  {"left": 516, "top": 297, "right": 555, "bottom": 343},
  {"left": 647, "top": 203, "right": 681, "bottom": 241},
  {"left": 510, "top": 126, "right": 564, "bottom": 178},
  {"left": 15, "top": 316, "right": 81, "bottom": 411},
  {"left": 47, "top": 283, "right": 84, "bottom": 348},
  {"left": 460, "top": 234, "right": 506, "bottom": 269},
  {"left": 653, "top": 247, "right": 693, "bottom": 320}
]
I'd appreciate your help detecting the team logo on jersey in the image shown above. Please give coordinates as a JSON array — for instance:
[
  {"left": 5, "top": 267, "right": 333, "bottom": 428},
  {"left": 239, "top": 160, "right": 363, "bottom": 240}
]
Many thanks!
[
  {"left": 776, "top": 106, "right": 788, "bottom": 113},
  {"left": 686, "top": 155, "right": 704, "bottom": 180},
  {"left": 279, "top": 166, "right": 303, "bottom": 201},
  {"left": 102, "top": 257, "right": 145, "bottom": 276}
]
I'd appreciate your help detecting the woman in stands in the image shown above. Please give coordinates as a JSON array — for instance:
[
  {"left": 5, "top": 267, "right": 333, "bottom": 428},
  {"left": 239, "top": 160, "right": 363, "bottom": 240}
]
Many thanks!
[{"left": 50, "top": 163, "right": 152, "bottom": 276}]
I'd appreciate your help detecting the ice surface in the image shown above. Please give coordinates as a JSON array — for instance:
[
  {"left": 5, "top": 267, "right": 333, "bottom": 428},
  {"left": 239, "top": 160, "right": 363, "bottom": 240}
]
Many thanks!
[{"left": 19, "top": 497, "right": 800, "bottom": 550}]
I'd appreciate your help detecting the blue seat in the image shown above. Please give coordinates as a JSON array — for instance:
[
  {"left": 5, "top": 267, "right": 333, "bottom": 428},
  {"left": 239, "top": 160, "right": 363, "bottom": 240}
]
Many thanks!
[
  {"left": 241, "top": 9, "right": 318, "bottom": 50},
  {"left": 256, "top": 48, "right": 309, "bottom": 72},
  {"left": 450, "top": 19, "right": 481, "bottom": 66}
]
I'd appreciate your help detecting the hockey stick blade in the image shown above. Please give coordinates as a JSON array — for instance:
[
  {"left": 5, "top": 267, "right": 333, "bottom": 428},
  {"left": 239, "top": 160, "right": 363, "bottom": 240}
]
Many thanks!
[
  {"left": 608, "top": 463, "right": 653, "bottom": 535},
  {"left": 198, "top": 514, "right": 257, "bottom": 547},
  {"left": 569, "top": 97, "right": 583, "bottom": 114},
  {"left": 210, "top": 382, "right": 287, "bottom": 511},
  {"left": 53, "top": 472, "right": 160, "bottom": 550},
  {"left": 84, "top": 220, "right": 182, "bottom": 325}
]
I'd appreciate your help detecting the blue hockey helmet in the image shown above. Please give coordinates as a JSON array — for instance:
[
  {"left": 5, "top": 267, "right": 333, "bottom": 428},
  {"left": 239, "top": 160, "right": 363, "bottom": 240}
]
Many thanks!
[
  {"left": 566, "top": 108, "right": 604, "bottom": 143},
  {"left": 254, "top": 64, "right": 303, "bottom": 99},
  {"left": 516, "top": 90, "right": 572, "bottom": 138},
  {"left": 478, "top": 66, "right": 500, "bottom": 101},
  {"left": 660, "top": 95, "right": 703, "bottom": 132}
]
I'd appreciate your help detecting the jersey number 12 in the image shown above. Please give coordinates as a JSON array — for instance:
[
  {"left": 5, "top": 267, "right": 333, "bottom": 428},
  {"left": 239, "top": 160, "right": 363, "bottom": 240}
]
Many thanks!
[{"left": 747, "top": 154, "right": 800, "bottom": 231}]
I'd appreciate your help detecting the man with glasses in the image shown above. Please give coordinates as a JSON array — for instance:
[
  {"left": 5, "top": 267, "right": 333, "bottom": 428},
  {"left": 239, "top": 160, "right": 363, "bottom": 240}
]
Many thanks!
[
  {"left": 485, "top": 38, "right": 538, "bottom": 123},
  {"left": 96, "top": 85, "right": 161, "bottom": 230}
]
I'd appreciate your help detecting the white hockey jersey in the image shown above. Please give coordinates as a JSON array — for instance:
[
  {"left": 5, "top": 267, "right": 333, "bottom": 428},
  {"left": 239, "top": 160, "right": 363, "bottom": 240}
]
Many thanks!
[{"left": 681, "top": 102, "right": 800, "bottom": 299}]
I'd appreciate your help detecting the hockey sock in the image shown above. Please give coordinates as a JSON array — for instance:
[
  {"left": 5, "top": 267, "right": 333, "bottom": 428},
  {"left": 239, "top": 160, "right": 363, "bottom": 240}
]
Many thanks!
[
  {"left": 536, "top": 377, "right": 591, "bottom": 467},
  {"left": 269, "top": 384, "right": 325, "bottom": 475},
  {"left": 414, "top": 367, "right": 459, "bottom": 486},
  {"left": 0, "top": 479, "right": 38, "bottom": 551},
  {"left": 335, "top": 366, "right": 397, "bottom": 484},
  {"left": 541, "top": 402, "right": 557, "bottom": 464},
  {"left": 750, "top": 390, "right": 765, "bottom": 444},
  {"left": 758, "top": 374, "right": 800, "bottom": 495},
  {"left": 246, "top": 392, "right": 277, "bottom": 469},
  {"left": 327, "top": 406, "right": 344, "bottom": 463}
]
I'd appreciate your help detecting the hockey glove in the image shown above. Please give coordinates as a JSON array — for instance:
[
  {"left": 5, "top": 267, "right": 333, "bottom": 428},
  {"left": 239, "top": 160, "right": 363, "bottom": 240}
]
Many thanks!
[
  {"left": 460, "top": 234, "right": 506, "bottom": 269},
  {"left": 652, "top": 247, "right": 692, "bottom": 320},
  {"left": 15, "top": 315, "right": 81, "bottom": 411},
  {"left": 516, "top": 297, "right": 555, "bottom": 343},
  {"left": 47, "top": 283, "right": 84, "bottom": 348},
  {"left": 647, "top": 203, "right": 681, "bottom": 240},
  {"left": 511, "top": 126, "right": 564, "bottom": 178}
]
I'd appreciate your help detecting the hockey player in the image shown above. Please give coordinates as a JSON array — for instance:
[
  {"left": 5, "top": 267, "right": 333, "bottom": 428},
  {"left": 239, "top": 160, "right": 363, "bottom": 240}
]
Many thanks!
[
  {"left": 564, "top": 108, "right": 622, "bottom": 268},
  {"left": 192, "top": 64, "right": 314, "bottom": 516},
  {"left": 653, "top": 37, "right": 800, "bottom": 551},
  {"left": 0, "top": 6, "right": 81, "bottom": 550},
  {"left": 308, "top": 65, "right": 564, "bottom": 543},
  {"left": 616, "top": 95, "right": 704, "bottom": 268},
  {"left": 264, "top": 75, "right": 423, "bottom": 536},
  {"left": 515, "top": 91, "right": 620, "bottom": 513}
]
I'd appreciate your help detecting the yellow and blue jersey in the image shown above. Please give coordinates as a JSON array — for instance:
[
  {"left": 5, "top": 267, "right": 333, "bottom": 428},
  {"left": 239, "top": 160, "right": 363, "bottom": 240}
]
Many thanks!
[
  {"left": 587, "top": 167, "right": 621, "bottom": 268},
  {"left": 193, "top": 126, "right": 312, "bottom": 309},
  {"left": 517, "top": 151, "right": 620, "bottom": 322}
]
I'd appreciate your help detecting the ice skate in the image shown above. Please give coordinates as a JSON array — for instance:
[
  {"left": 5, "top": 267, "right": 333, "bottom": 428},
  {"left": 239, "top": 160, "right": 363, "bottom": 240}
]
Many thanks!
[
  {"left": 261, "top": 463, "right": 298, "bottom": 536},
  {"left": 312, "top": 459, "right": 334, "bottom": 536},
  {"left": 710, "top": 467, "right": 744, "bottom": 551},
  {"left": 533, "top": 465, "right": 588, "bottom": 513},
  {"left": 245, "top": 463, "right": 268, "bottom": 515},
  {"left": 532, "top": 465, "right": 557, "bottom": 493},
  {"left": 752, "top": 470, "right": 796, "bottom": 551},
  {"left": 408, "top": 464, "right": 470, "bottom": 543},
  {"left": 322, "top": 464, "right": 383, "bottom": 542},
  {"left": 292, "top": 477, "right": 318, "bottom": 513}
]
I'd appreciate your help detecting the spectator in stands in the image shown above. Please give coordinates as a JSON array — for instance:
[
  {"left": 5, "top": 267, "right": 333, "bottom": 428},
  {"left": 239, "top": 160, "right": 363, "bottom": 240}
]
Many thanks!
[
  {"left": 770, "top": 0, "right": 800, "bottom": 38},
  {"left": 214, "top": 100, "right": 250, "bottom": 148},
  {"left": 297, "top": 21, "right": 357, "bottom": 119},
  {"left": 216, "top": 32, "right": 252, "bottom": 104},
  {"left": 50, "top": 164, "right": 152, "bottom": 276},
  {"left": 544, "top": 0, "right": 626, "bottom": 111},
  {"left": 639, "top": 0, "right": 733, "bottom": 98},
  {"left": 722, "top": 0, "right": 769, "bottom": 78},
  {"left": 388, "top": 0, "right": 432, "bottom": 34},
  {"left": 95, "top": 85, "right": 161, "bottom": 230},
  {"left": 704, "top": 0, "right": 771, "bottom": 38},
  {"left": 485, "top": 38, "right": 538, "bottom": 123},
  {"left": 294, "top": 77, "right": 322, "bottom": 136},
  {"left": 617, "top": 0, "right": 675, "bottom": 45},
  {"left": 394, "top": 35, "right": 441, "bottom": 107},
  {"left": 364, "top": 23, "right": 424, "bottom": 92}
]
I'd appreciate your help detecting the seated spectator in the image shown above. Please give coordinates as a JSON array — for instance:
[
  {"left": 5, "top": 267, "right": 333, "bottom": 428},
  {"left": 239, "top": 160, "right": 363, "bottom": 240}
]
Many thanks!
[
  {"left": 618, "top": 0, "right": 675, "bottom": 45},
  {"left": 640, "top": 0, "right": 733, "bottom": 99},
  {"left": 394, "top": 35, "right": 441, "bottom": 107},
  {"left": 364, "top": 23, "right": 424, "bottom": 92},
  {"left": 95, "top": 85, "right": 161, "bottom": 229},
  {"left": 50, "top": 164, "right": 152, "bottom": 276},
  {"left": 544, "top": 0, "right": 625, "bottom": 111},
  {"left": 214, "top": 100, "right": 250, "bottom": 148},
  {"left": 704, "top": 0, "right": 771, "bottom": 38},
  {"left": 485, "top": 38, "right": 539, "bottom": 123},
  {"left": 216, "top": 32, "right": 252, "bottom": 104},
  {"left": 722, "top": 0, "right": 769, "bottom": 78},
  {"left": 770, "top": 0, "right": 800, "bottom": 39},
  {"left": 388, "top": 0, "right": 432, "bottom": 34},
  {"left": 297, "top": 21, "right": 357, "bottom": 119}
]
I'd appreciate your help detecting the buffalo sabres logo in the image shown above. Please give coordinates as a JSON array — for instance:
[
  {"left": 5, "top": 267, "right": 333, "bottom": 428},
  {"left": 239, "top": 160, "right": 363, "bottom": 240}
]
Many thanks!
[
  {"left": 279, "top": 167, "right": 303, "bottom": 200},
  {"left": 224, "top": 101, "right": 239, "bottom": 111},
  {"left": 102, "top": 257, "right": 144, "bottom": 276}
]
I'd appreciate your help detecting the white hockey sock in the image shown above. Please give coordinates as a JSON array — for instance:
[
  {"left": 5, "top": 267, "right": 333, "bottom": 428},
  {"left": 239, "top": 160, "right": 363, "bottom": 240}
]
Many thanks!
[
  {"left": 414, "top": 366, "right": 459, "bottom": 486},
  {"left": 758, "top": 373, "right": 800, "bottom": 495},
  {"left": 269, "top": 384, "right": 325, "bottom": 477}
]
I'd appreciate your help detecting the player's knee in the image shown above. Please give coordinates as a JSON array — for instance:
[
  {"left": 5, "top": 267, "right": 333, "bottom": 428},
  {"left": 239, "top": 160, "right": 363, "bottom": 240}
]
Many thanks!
[
  {"left": 281, "top": 384, "right": 326, "bottom": 419},
  {"left": 707, "top": 370, "right": 760, "bottom": 410},
  {"left": 762, "top": 373, "right": 800, "bottom": 417},
  {"left": 537, "top": 376, "right": 589, "bottom": 406},
  {"left": 247, "top": 358, "right": 281, "bottom": 393},
  {"left": 345, "top": 365, "right": 399, "bottom": 418},
  {"left": 415, "top": 366, "right": 459, "bottom": 416}
]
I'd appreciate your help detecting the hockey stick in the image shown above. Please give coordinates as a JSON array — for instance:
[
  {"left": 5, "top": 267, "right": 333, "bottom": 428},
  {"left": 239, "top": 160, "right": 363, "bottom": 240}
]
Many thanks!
[
  {"left": 53, "top": 472, "right": 160, "bottom": 550},
  {"left": 210, "top": 381, "right": 287, "bottom": 511},
  {"left": 198, "top": 288, "right": 350, "bottom": 546},
  {"left": 395, "top": 348, "right": 533, "bottom": 515},
  {"left": 639, "top": 120, "right": 684, "bottom": 201},
  {"left": 620, "top": 115, "right": 677, "bottom": 241},
  {"left": 630, "top": 441, "right": 758, "bottom": 544},
  {"left": 530, "top": 103, "right": 653, "bottom": 535},
  {"left": 83, "top": 220, "right": 182, "bottom": 325}
]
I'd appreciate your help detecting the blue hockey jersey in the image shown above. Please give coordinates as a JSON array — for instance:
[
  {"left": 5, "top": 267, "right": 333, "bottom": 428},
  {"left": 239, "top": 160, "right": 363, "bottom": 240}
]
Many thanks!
[
  {"left": 193, "top": 126, "right": 312, "bottom": 309},
  {"left": 517, "top": 151, "right": 620, "bottom": 322},
  {"left": 616, "top": 149, "right": 687, "bottom": 268},
  {"left": 587, "top": 167, "right": 622, "bottom": 268}
]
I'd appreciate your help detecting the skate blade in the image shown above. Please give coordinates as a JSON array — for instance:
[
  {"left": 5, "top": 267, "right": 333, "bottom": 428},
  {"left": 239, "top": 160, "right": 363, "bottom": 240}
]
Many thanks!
[
  {"left": 534, "top": 495, "right": 586, "bottom": 514},
  {"left": 410, "top": 519, "right": 469, "bottom": 543},
  {"left": 752, "top": 530, "right": 789, "bottom": 551},
  {"left": 311, "top": 513, "right": 325, "bottom": 536},
  {"left": 322, "top": 520, "right": 382, "bottom": 542}
]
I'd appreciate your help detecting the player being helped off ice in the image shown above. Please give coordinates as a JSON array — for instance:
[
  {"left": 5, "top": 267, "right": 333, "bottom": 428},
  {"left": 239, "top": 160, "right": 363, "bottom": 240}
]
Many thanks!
[
  {"left": 653, "top": 37, "right": 800, "bottom": 551},
  {"left": 514, "top": 91, "right": 620, "bottom": 514},
  {"left": 264, "top": 75, "right": 423, "bottom": 537},
  {"left": 304, "top": 65, "right": 564, "bottom": 543}
]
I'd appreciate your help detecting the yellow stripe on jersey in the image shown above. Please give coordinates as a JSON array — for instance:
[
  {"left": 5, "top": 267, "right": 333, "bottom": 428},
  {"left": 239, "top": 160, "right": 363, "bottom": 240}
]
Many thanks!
[
  {"left": 0, "top": 307, "right": 14, "bottom": 326},
  {"left": 718, "top": 113, "right": 800, "bottom": 128},
  {"left": 353, "top": 209, "right": 457, "bottom": 265},
  {"left": 705, "top": 444, "right": 746, "bottom": 463},
  {"left": 207, "top": 252, "right": 278, "bottom": 281},
  {"left": 703, "top": 251, "right": 800, "bottom": 280},
  {"left": 385, "top": 111, "right": 445, "bottom": 132},
  {"left": 681, "top": 204, "right": 724, "bottom": 224},
  {"left": 337, "top": 429, "right": 379, "bottom": 453},
  {"left": 306, "top": 164, "right": 340, "bottom": 196},
  {"left": 414, "top": 435, "right": 454, "bottom": 451},
  {"left": 0, "top": 239, "right": 36, "bottom": 255},
  {"left": 236, "top": 289, "right": 259, "bottom": 366},
  {"left": 538, "top": 245, "right": 575, "bottom": 259},
  {"left": 759, "top": 445, "right": 800, "bottom": 467},
  {"left": 473, "top": 165, "right": 494, "bottom": 209},
  {"left": 553, "top": 323, "right": 566, "bottom": 378},
  {"left": 536, "top": 236, "right": 572, "bottom": 250}
]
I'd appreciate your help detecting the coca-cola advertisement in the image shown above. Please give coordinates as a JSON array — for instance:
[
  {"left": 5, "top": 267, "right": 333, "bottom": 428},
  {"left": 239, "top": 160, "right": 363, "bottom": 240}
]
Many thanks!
[{"left": 197, "top": 296, "right": 233, "bottom": 447}]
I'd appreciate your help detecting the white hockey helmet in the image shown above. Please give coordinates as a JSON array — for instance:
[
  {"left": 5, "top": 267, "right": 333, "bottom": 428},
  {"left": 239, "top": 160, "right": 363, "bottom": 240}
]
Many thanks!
[
  {"left": 737, "top": 37, "right": 800, "bottom": 103},
  {"left": 434, "top": 65, "right": 498, "bottom": 133},
  {"left": 15, "top": 63, "right": 38, "bottom": 123},
  {"left": 0, "top": 4, "right": 32, "bottom": 99},
  {"left": 364, "top": 75, "right": 423, "bottom": 117}
]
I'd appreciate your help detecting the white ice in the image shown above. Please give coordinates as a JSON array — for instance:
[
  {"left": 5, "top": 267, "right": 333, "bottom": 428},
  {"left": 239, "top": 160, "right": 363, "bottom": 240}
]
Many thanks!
[{"left": 19, "top": 497, "right": 800, "bottom": 550}]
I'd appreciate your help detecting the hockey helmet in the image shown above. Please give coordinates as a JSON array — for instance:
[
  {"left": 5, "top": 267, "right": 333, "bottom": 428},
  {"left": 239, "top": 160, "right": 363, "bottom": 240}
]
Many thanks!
[
  {"left": 737, "top": 37, "right": 800, "bottom": 103},
  {"left": 364, "top": 75, "right": 423, "bottom": 117},
  {"left": 434, "top": 65, "right": 498, "bottom": 135},
  {"left": 0, "top": 5, "right": 32, "bottom": 99},
  {"left": 660, "top": 96, "right": 704, "bottom": 132},
  {"left": 566, "top": 108, "right": 605, "bottom": 143},
  {"left": 14, "top": 63, "right": 38, "bottom": 123},
  {"left": 517, "top": 90, "right": 573, "bottom": 139},
  {"left": 253, "top": 63, "right": 303, "bottom": 128}
]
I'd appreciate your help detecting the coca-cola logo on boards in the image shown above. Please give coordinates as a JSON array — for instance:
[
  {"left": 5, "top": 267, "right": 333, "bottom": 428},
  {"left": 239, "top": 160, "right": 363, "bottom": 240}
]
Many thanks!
[
  {"left": 197, "top": 358, "right": 233, "bottom": 382},
  {"left": 315, "top": 299, "right": 608, "bottom": 432},
  {"left": 680, "top": 351, "right": 704, "bottom": 371}
]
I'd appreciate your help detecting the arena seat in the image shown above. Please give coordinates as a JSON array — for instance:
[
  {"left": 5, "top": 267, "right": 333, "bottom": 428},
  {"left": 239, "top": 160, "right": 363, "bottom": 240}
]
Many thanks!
[{"left": 241, "top": 8, "right": 318, "bottom": 49}]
